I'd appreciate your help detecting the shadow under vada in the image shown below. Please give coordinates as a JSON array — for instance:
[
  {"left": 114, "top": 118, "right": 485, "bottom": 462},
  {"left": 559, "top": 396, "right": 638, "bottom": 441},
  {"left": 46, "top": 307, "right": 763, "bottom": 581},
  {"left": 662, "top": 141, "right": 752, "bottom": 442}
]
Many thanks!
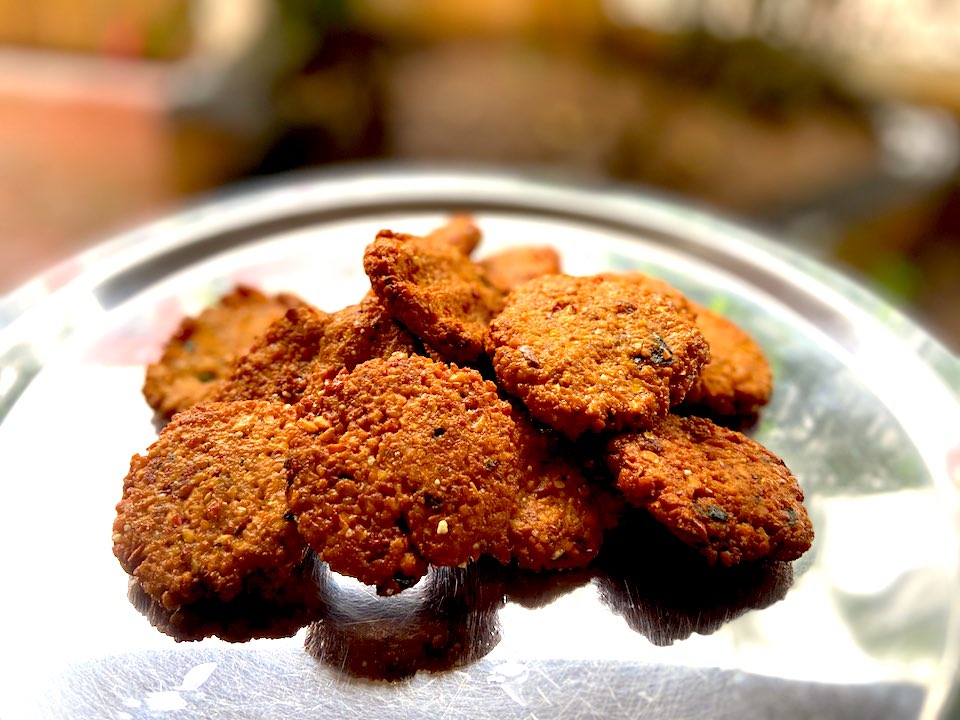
[
  {"left": 304, "top": 558, "right": 507, "bottom": 680},
  {"left": 126, "top": 511, "right": 796, "bottom": 674},
  {"left": 593, "top": 507, "right": 795, "bottom": 646}
]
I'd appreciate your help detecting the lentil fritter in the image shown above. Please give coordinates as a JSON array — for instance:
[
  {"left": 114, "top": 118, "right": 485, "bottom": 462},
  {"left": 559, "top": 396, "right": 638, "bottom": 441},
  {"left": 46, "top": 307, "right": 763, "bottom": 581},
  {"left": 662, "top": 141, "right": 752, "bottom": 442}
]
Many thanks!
[
  {"left": 287, "top": 353, "right": 518, "bottom": 594},
  {"left": 507, "top": 415, "right": 621, "bottom": 571},
  {"left": 363, "top": 229, "right": 505, "bottom": 363},
  {"left": 480, "top": 245, "right": 562, "bottom": 293},
  {"left": 143, "top": 286, "right": 303, "bottom": 419},
  {"left": 116, "top": 216, "right": 813, "bottom": 636},
  {"left": 426, "top": 214, "right": 483, "bottom": 256},
  {"left": 606, "top": 415, "right": 813, "bottom": 565},
  {"left": 679, "top": 304, "right": 773, "bottom": 422},
  {"left": 213, "top": 305, "right": 331, "bottom": 405},
  {"left": 599, "top": 273, "right": 774, "bottom": 423},
  {"left": 488, "top": 274, "right": 710, "bottom": 438},
  {"left": 215, "top": 296, "right": 421, "bottom": 405},
  {"left": 113, "top": 401, "right": 308, "bottom": 610}
]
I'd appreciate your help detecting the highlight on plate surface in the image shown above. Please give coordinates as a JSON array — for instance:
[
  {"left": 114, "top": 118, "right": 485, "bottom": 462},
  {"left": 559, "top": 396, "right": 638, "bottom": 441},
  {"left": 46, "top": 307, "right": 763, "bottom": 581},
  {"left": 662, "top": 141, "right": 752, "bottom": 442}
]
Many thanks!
[{"left": 110, "top": 215, "right": 813, "bottom": 673}]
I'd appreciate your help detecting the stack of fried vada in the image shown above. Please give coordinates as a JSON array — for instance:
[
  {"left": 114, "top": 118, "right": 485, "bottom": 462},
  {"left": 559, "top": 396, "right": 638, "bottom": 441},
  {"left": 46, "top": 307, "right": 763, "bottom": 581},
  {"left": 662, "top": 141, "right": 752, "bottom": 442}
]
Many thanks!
[{"left": 113, "top": 216, "right": 813, "bottom": 622}]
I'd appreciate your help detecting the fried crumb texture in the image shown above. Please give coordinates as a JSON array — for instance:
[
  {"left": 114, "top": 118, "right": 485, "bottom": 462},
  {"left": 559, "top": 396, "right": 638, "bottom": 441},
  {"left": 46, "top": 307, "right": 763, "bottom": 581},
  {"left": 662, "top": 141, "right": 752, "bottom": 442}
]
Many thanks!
[
  {"left": 606, "top": 415, "right": 813, "bottom": 565},
  {"left": 112, "top": 401, "right": 308, "bottom": 610},
  {"left": 678, "top": 303, "right": 773, "bottom": 421},
  {"left": 116, "top": 216, "right": 812, "bottom": 623},
  {"left": 488, "top": 274, "right": 710, "bottom": 438},
  {"left": 143, "top": 286, "right": 304, "bottom": 419},
  {"left": 214, "top": 295, "right": 421, "bottom": 406},
  {"left": 363, "top": 228, "right": 505, "bottom": 363},
  {"left": 288, "top": 353, "right": 518, "bottom": 593}
]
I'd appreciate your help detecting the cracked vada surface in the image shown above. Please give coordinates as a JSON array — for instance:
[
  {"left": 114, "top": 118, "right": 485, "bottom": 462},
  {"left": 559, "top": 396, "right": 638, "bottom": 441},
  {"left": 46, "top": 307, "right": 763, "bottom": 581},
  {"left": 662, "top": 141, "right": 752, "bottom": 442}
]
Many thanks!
[
  {"left": 215, "top": 296, "right": 421, "bottom": 405},
  {"left": 112, "top": 401, "right": 308, "bottom": 610},
  {"left": 488, "top": 274, "right": 709, "bottom": 438},
  {"left": 143, "top": 287, "right": 304, "bottom": 419},
  {"left": 606, "top": 414, "right": 813, "bottom": 566},
  {"left": 287, "top": 353, "right": 520, "bottom": 594},
  {"left": 363, "top": 230, "right": 505, "bottom": 363}
]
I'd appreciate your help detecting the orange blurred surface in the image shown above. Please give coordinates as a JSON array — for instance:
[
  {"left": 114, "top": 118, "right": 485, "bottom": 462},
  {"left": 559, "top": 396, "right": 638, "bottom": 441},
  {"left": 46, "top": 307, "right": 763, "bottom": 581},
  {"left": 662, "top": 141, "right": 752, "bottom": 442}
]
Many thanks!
[{"left": 0, "top": 50, "right": 177, "bottom": 292}]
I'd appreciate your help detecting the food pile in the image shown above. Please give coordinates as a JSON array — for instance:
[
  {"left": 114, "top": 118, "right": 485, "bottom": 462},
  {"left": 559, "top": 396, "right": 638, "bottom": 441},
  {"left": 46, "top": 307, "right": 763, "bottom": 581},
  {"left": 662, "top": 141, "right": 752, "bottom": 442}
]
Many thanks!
[{"left": 112, "top": 216, "right": 813, "bottom": 618}]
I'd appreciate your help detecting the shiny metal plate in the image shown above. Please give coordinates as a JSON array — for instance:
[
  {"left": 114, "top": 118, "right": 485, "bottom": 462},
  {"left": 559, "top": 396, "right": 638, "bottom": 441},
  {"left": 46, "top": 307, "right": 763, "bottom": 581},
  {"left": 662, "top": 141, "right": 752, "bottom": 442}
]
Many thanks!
[{"left": 1, "top": 168, "right": 958, "bottom": 719}]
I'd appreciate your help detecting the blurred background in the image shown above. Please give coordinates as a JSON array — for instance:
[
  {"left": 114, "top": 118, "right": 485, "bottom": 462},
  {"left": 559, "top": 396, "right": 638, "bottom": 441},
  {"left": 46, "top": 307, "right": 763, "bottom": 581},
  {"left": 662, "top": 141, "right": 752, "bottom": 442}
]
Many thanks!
[{"left": 1, "top": 0, "right": 959, "bottom": 351}]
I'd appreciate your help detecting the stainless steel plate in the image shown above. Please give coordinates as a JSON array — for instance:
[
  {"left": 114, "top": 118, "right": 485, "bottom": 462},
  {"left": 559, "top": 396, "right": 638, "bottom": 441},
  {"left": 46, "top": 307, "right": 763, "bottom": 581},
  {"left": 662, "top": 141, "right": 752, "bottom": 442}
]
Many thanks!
[{"left": 1, "top": 168, "right": 958, "bottom": 719}]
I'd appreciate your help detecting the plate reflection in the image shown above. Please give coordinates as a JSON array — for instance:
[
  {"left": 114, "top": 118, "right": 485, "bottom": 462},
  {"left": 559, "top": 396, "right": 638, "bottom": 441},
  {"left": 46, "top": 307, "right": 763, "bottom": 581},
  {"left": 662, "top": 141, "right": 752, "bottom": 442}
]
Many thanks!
[{"left": 125, "top": 506, "right": 794, "bottom": 680}]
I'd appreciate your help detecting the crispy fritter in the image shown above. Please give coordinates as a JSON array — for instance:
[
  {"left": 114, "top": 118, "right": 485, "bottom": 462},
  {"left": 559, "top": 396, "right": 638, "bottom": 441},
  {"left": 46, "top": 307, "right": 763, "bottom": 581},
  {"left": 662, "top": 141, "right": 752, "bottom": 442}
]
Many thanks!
[
  {"left": 600, "top": 274, "right": 773, "bottom": 422},
  {"left": 143, "top": 286, "right": 303, "bottom": 419},
  {"left": 509, "top": 417, "right": 619, "bottom": 571},
  {"left": 488, "top": 274, "right": 709, "bottom": 438},
  {"left": 679, "top": 303, "right": 773, "bottom": 421},
  {"left": 215, "top": 296, "right": 421, "bottom": 404},
  {"left": 599, "top": 273, "right": 772, "bottom": 421},
  {"left": 287, "top": 353, "right": 519, "bottom": 594},
  {"left": 596, "top": 271, "right": 698, "bottom": 320},
  {"left": 426, "top": 214, "right": 483, "bottom": 256},
  {"left": 316, "top": 295, "right": 424, "bottom": 376},
  {"left": 363, "top": 230, "right": 505, "bottom": 363},
  {"left": 214, "top": 305, "right": 331, "bottom": 404},
  {"left": 112, "top": 401, "right": 308, "bottom": 610},
  {"left": 606, "top": 415, "right": 813, "bottom": 565},
  {"left": 480, "top": 246, "right": 562, "bottom": 292}
]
